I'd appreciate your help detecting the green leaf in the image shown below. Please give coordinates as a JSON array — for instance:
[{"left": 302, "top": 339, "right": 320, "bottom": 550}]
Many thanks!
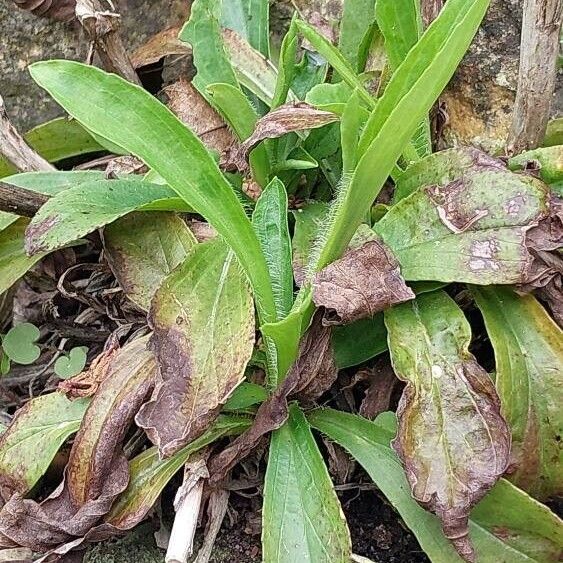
[
  {"left": 309, "top": 409, "right": 563, "bottom": 563},
  {"left": 341, "top": 91, "right": 365, "bottom": 175},
  {"left": 384, "top": 290, "right": 510, "bottom": 560},
  {"left": 0, "top": 392, "right": 89, "bottom": 496},
  {"left": 105, "top": 415, "right": 251, "bottom": 529},
  {"left": 374, "top": 164, "right": 549, "bottom": 285},
  {"left": 375, "top": 0, "right": 431, "bottom": 159},
  {"left": 54, "top": 346, "right": 89, "bottom": 379},
  {"left": 221, "top": 0, "right": 269, "bottom": 57},
  {"left": 252, "top": 178, "right": 293, "bottom": 318},
  {"left": 179, "top": 0, "right": 239, "bottom": 95},
  {"left": 0, "top": 118, "right": 105, "bottom": 179},
  {"left": 272, "top": 18, "right": 298, "bottom": 109},
  {"left": 103, "top": 212, "right": 197, "bottom": 311},
  {"left": 136, "top": 240, "right": 255, "bottom": 457},
  {"left": 0, "top": 218, "right": 47, "bottom": 294},
  {"left": 29, "top": 61, "right": 277, "bottom": 323},
  {"left": 313, "top": 0, "right": 491, "bottom": 270},
  {"left": 3, "top": 170, "right": 104, "bottom": 193},
  {"left": 263, "top": 404, "right": 351, "bottom": 562},
  {"left": 223, "top": 382, "right": 268, "bottom": 411},
  {"left": 542, "top": 118, "right": 563, "bottom": 147},
  {"left": 2, "top": 322, "right": 40, "bottom": 365},
  {"left": 333, "top": 314, "right": 387, "bottom": 368},
  {"left": 472, "top": 286, "right": 563, "bottom": 499},
  {"left": 25, "top": 178, "right": 189, "bottom": 256},
  {"left": 338, "top": 0, "right": 377, "bottom": 72},
  {"left": 508, "top": 146, "right": 563, "bottom": 185}
]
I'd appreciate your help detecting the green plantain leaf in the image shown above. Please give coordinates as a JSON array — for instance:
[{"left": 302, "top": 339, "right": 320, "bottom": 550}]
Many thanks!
[
  {"left": 221, "top": 0, "right": 269, "bottom": 57},
  {"left": 384, "top": 291, "right": 510, "bottom": 560},
  {"left": 29, "top": 60, "right": 277, "bottom": 323},
  {"left": 0, "top": 392, "right": 89, "bottom": 498},
  {"left": 24, "top": 178, "right": 191, "bottom": 256},
  {"left": 0, "top": 118, "right": 105, "bottom": 179},
  {"left": 272, "top": 18, "right": 298, "bottom": 109},
  {"left": 338, "top": 0, "right": 377, "bottom": 72},
  {"left": 223, "top": 382, "right": 268, "bottom": 411},
  {"left": 103, "top": 212, "right": 197, "bottom": 311},
  {"left": 252, "top": 178, "right": 293, "bottom": 318},
  {"left": 262, "top": 404, "right": 351, "bottom": 562},
  {"left": 472, "top": 286, "right": 563, "bottom": 499},
  {"left": 136, "top": 239, "right": 255, "bottom": 457},
  {"left": 508, "top": 145, "right": 563, "bottom": 185},
  {"left": 375, "top": 0, "right": 431, "bottom": 159},
  {"left": 374, "top": 165, "right": 550, "bottom": 285},
  {"left": 309, "top": 408, "right": 563, "bottom": 563},
  {"left": 105, "top": 415, "right": 251, "bottom": 530}
]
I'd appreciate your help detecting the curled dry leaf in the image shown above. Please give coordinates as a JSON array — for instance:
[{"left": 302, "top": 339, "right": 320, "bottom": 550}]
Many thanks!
[
  {"left": 312, "top": 233, "right": 414, "bottom": 325},
  {"left": 136, "top": 240, "right": 255, "bottom": 458},
  {"left": 130, "top": 26, "right": 189, "bottom": 68},
  {"left": 517, "top": 195, "right": 563, "bottom": 327},
  {"left": 0, "top": 337, "right": 156, "bottom": 553},
  {"left": 164, "top": 78, "right": 235, "bottom": 156},
  {"left": 385, "top": 291, "right": 510, "bottom": 562},
  {"left": 208, "top": 311, "right": 336, "bottom": 483},
  {"left": 11, "top": 0, "right": 76, "bottom": 21},
  {"left": 224, "top": 102, "right": 339, "bottom": 172}
]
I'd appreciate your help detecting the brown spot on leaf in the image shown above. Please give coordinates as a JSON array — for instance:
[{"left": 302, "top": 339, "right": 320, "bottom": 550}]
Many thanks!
[
  {"left": 24, "top": 215, "right": 60, "bottom": 256},
  {"left": 468, "top": 239, "right": 501, "bottom": 271},
  {"left": 312, "top": 239, "right": 414, "bottom": 325}
]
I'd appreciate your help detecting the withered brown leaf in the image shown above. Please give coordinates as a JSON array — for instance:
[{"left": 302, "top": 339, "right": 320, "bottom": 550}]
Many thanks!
[
  {"left": 385, "top": 292, "right": 510, "bottom": 562},
  {"left": 224, "top": 102, "right": 339, "bottom": 172},
  {"left": 208, "top": 312, "right": 336, "bottom": 483},
  {"left": 313, "top": 236, "right": 415, "bottom": 325},
  {"left": 11, "top": 0, "right": 76, "bottom": 21},
  {"left": 164, "top": 78, "right": 235, "bottom": 156},
  {"left": 0, "top": 337, "right": 155, "bottom": 553}
]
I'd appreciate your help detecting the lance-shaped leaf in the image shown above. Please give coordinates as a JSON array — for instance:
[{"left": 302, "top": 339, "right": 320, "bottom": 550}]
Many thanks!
[
  {"left": 25, "top": 178, "right": 191, "bottom": 255},
  {"left": 384, "top": 291, "right": 511, "bottom": 561},
  {"left": 262, "top": 405, "right": 352, "bottom": 563},
  {"left": 472, "top": 286, "right": 563, "bottom": 499},
  {"left": 0, "top": 392, "right": 89, "bottom": 500},
  {"left": 0, "top": 337, "right": 156, "bottom": 552},
  {"left": 103, "top": 212, "right": 197, "bottom": 311},
  {"left": 226, "top": 103, "right": 338, "bottom": 172},
  {"left": 309, "top": 409, "right": 563, "bottom": 563},
  {"left": 312, "top": 235, "right": 414, "bottom": 325},
  {"left": 374, "top": 164, "right": 551, "bottom": 285},
  {"left": 252, "top": 178, "right": 293, "bottom": 319},
  {"left": 103, "top": 415, "right": 251, "bottom": 531},
  {"left": 29, "top": 60, "right": 277, "bottom": 323},
  {"left": 338, "top": 0, "right": 377, "bottom": 72},
  {"left": 136, "top": 239, "right": 255, "bottom": 458},
  {"left": 0, "top": 118, "right": 104, "bottom": 179}
]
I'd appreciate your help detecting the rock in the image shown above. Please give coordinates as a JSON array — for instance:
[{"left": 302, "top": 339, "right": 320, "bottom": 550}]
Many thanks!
[{"left": 0, "top": 0, "right": 188, "bottom": 131}]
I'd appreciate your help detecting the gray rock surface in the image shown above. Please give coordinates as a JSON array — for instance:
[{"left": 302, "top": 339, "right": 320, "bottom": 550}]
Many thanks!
[{"left": 0, "top": 0, "right": 188, "bottom": 131}]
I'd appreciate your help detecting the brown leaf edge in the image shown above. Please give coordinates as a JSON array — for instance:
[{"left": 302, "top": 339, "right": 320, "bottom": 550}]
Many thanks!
[{"left": 11, "top": 0, "right": 76, "bottom": 21}]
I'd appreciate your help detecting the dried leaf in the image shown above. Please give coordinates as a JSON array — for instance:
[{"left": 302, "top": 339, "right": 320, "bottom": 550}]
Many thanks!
[
  {"left": 0, "top": 337, "right": 156, "bottom": 553},
  {"left": 385, "top": 291, "right": 511, "bottom": 562},
  {"left": 359, "top": 363, "right": 399, "bottom": 420},
  {"left": 518, "top": 196, "right": 563, "bottom": 327},
  {"left": 130, "top": 27, "right": 189, "bottom": 68},
  {"left": 224, "top": 102, "right": 339, "bottom": 172},
  {"left": 11, "top": 0, "right": 76, "bottom": 21},
  {"left": 0, "top": 393, "right": 89, "bottom": 501},
  {"left": 313, "top": 236, "right": 414, "bottom": 325},
  {"left": 208, "top": 311, "right": 336, "bottom": 483},
  {"left": 164, "top": 79, "right": 235, "bottom": 156},
  {"left": 136, "top": 240, "right": 255, "bottom": 458},
  {"left": 103, "top": 212, "right": 196, "bottom": 311}
]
